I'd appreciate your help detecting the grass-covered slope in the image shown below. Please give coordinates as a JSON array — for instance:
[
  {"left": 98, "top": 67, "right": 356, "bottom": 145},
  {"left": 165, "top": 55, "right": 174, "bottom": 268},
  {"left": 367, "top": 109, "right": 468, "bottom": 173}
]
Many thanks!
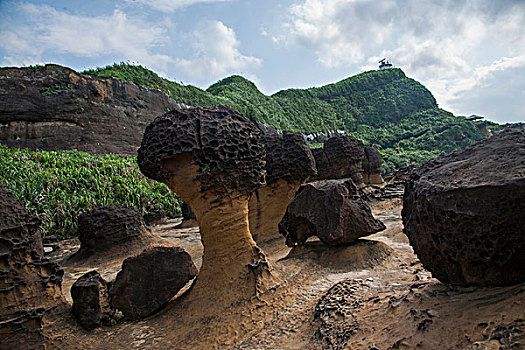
[
  {"left": 0, "top": 146, "right": 180, "bottom": 239},
  {"left": 85, "top": 63, "right": 490, "bottom": 172}
]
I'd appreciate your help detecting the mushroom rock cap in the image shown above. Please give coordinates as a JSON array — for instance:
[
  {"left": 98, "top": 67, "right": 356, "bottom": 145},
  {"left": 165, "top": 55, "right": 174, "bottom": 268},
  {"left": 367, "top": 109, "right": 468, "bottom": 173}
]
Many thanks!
[
  {"left": 259, "top": 126, "right": 316, "bottom": 184},
  {"left": 310, "top": 136, "right": 364, "bottom": 183},
  {"left": 363, "top": 146, "right": 382, "bottom": 174},
  {"left": 138, "top": 105, "right": 266, "bottom": 197}
]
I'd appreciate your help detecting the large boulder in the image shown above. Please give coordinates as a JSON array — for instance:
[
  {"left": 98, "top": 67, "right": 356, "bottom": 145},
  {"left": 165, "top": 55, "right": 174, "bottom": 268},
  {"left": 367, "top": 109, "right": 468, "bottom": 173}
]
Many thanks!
[
  {"left": 249, "top": 126, "right": 316, "bottom": 243},
  {"left": 0, "top": 184, "right": 64, "bottom": 347},
  {"left": 362, "top": 146, "right": 384, "bottom": 184},
  {"left": 402, "top": 126, "right": 525, "bottom": 286},
  {"left": 71, "top": 270, "right": 114, "bottom": 330},
  {"left": 0, "top": 64, "right": 178, "bottom": 155},
  {"left": 109, "top": 246, "right": 197, "bottom": 320},
  {"left": 279, "top": 179, "right": 385, "bottom": 246},
  {"left": 310, "top": 136, "right": 365, "bottom": 184}
]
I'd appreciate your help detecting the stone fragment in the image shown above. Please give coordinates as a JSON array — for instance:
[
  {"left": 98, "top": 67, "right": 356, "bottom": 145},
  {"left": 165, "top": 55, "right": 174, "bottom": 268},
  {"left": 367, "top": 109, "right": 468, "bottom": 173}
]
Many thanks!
[
  {"left": 110, "top": 246, "right": 197, "bottom": 320},
  {"left": 249, "top": 126, "right": 316, "bottom": 243},
  {"left": 362, "top": 146, "right": 384, "bottom": 184},
  {"left": 402, "top": 126, "right": 525, "bottom": 286},
  {"left": 71, "top": 270, "right": 113, "bottom": 330},
  {"left": 310, "top": 136, "right": 365, "bottom": 184},
  {"left": 279, "top": 179, "right": 385, "bottom": 246}
]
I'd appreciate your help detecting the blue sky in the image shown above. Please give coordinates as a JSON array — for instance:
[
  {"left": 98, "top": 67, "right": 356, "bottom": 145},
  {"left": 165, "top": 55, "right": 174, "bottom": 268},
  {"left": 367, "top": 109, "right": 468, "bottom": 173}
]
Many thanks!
[{"left": 1, "top": 0, "right": 524, "bottom": 124}]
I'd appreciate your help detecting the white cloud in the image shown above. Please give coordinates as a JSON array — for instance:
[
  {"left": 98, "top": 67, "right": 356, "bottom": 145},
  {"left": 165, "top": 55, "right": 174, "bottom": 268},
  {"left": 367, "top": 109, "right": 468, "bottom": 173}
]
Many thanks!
[
  {"left": 125, "top": 0, "right": 232, "bottom": 12},
  {"left": 282, "top": 0, "right": 525, "bottom": 120},
  {"left": 176, "top": 20, "right": 262, "bottom": 83},
  {"left": 0, "top": 4, "right": 173, "bottom": 71}
]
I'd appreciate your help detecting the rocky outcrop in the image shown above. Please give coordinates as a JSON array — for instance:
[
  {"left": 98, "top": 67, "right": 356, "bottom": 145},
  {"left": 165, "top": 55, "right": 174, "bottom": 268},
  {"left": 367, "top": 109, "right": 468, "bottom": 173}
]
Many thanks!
[
  {"left": 138, "top": 105, "right": 274, "bottom": 309},
  {"left": 68, "top": 204, "right": 166, "bottom": 264},
  {"left": 249, "top": 126, "right": 316, "bottom": 243},
  {"left": 110, "top": 246, "right": 197, "bottom": 320},
  {"left": 0, "top": 64, "right": 177, "bottom": 155},
  {"left": 176, "top": 202, "right": 198, "bottom": 228},
  {"left": 362, "top": 146, "right": 383, "bottom": 184},
  {"left": 0, "top": 184, "right": 64, "bottom": 347},
  {"left": 71, "top": 270, "right": 114, "bottom": 330},
  {"left": 310, "top": 136, "right": 364, "bottom": 184},
  {"left": 279, "top": 179, "right": 385, "bottom": 246},
  {"left": 402, "top": 126, "right": 525, "bottom": 286}
]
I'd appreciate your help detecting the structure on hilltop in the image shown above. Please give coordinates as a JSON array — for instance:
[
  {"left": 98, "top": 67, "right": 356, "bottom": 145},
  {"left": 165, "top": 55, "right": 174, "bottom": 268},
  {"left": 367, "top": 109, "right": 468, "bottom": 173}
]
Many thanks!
[{"left": 379, "top": 58, "right": 393, "bottom": 70}]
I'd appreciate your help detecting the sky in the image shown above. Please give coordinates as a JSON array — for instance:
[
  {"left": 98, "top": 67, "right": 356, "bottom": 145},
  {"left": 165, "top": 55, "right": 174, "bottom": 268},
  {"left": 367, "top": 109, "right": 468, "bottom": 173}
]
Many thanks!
[{"left": 1, "top": 0, "right": 524, "bottom": 124}]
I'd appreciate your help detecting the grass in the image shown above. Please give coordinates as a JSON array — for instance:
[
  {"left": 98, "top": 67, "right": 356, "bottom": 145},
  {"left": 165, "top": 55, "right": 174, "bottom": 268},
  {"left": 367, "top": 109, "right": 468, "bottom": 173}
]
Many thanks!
[{"left": 0, "top": 146, "right": 181, "bottom": 240}]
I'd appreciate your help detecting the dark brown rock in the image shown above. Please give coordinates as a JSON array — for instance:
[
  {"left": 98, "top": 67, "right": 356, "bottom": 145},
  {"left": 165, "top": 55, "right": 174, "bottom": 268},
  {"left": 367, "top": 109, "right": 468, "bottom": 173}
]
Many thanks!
[
  {"left": 362, "top": 146, "right": 383, "bottom": 184},
  {"left": 109, "top": 246, "right": 197, "bottom": 320},
  {"left": 71, "top": 204, "right": 149, "bottom": 260},
  {"left": 0, "top": 184, "right": 64, "bottom": 346},
  {"left": 402, "top": 126, "right": 525, "bottom": 286},
  {"left": 310, "top": 136, "right": 365, "bottom": 184},
  {"left": 249, "top": 126, "right": 317, "bottom": 243},
  {"left": 176, "top": 202, "right": 198, "bottom": 228},
  {"left": 279, "top": 179, "right": 385, "bottom": 246},
  {"left": 138, "top": 105, "right": 265, "bottom": 198},
  {"left": 71, "top": 270, "right": 113, "bottom": 330},
  {"left": 0, "top": 64, "right": 178, "bottom": 155}
]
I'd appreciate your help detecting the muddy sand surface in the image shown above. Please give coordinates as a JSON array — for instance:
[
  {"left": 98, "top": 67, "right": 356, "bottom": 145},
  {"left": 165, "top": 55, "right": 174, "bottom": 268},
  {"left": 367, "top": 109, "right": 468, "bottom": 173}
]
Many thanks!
[{"left": 46, "top": 198, "right": 524, "bottom": 349}]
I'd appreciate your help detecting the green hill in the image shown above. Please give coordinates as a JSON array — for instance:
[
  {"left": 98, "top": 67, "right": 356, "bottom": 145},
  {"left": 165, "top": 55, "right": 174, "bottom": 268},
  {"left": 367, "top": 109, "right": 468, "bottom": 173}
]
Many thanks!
[{"left": 84, "top": 63, "right": 493, "bottom": 173}]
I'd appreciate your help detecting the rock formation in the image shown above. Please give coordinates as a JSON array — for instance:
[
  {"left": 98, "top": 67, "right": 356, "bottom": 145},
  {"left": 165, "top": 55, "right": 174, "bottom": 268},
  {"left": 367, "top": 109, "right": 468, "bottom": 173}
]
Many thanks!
[
  {"left": 279, "top": 179, "right": 385, "bottom": 246},
  {"left": 362, "top": 146, "right": 384, "bottom": 184},
  {"left": 176, "top": 202, "right": 198, "bottom": 228},
  {"left": 0, "top": 64, "right": 177, "bottom": 155},
  {"left": 0, "top": 184, "right": 64, "bottom": 347},
  {"left": 248, "top": 126, "right": 316, "bottom": 243},
  {"left": 402, "top": 126, "right": 525, "bottom": 286},
  {"left": 138, "top": 105, "right": 272, "bottom": 308},
  {"left": 67, "top": 204, "right": 168, "bottom": 265},
  {"left": 71, "top": 270, "right": 114, "bottom": 330},
  {"left": 110, "top": 246, "right": 197, "bottom": 320},
  {"left": 309, "top": 136, "right": 365, "bottom": 184}
]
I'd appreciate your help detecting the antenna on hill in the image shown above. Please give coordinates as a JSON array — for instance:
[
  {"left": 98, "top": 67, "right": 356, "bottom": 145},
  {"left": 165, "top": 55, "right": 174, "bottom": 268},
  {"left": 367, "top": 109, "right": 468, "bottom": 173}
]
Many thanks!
[{"left": 379, "top": 58, "right": 393, "bottom": 70}]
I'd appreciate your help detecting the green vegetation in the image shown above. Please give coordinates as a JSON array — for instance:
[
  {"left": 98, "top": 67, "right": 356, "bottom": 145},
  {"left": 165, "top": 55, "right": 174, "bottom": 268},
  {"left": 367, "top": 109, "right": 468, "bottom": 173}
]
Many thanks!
[
  {"left": 0, "top": 146, "right": 181, "bottom": 240},
  {"left": 85, "top": 63, "right": 491, "bottom": 172}
]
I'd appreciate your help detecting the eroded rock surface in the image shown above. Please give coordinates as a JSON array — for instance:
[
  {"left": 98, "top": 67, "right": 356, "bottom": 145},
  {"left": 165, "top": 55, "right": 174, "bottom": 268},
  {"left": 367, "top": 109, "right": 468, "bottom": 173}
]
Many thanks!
[
  {"left": 71, "top": 270, "right": 114, "bottom": 330},
  {"left": 0, "top": 65, "right": 178, "bottom": 154},
  {"left": 249, "top": 126, "right": 316, "bottom": 243},
  {"left": 176, "top": 202, "right": 198, "bottom": 228},
  {"left": 138, "top": 105, "right": 272, "bottom": 308},
  {"left": 110, "top": 246, "right": 197, "bottom": 320},
  {"left": 279, "top": 179, "right": 385, "bottom": 246},
  {"left": 0, "top": 184, "right": 64, "bottom": 347},
  {"left": 362, "top": 146, "right": 383, "bottom": 184},
  {"left": 402, "top": 126, "right": 525, "bottom": 286},
  {"left": 310, "top": 136, "right": 364, "bottom": 184}
]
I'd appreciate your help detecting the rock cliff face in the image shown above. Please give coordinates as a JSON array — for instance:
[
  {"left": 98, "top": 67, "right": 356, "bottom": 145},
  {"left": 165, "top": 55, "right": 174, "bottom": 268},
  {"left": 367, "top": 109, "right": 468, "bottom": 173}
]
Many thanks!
[
  {"left": 0, "top": 64, "right": 177, "bottom": 155},
  {"left": 402, "top": 126, "right": 525, "bottom": 286}
]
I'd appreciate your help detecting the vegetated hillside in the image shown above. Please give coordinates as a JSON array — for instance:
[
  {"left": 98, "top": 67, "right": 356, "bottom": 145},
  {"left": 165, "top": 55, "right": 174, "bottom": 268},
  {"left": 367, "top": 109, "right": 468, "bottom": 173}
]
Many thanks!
[
  {"left": 0, "top": 145, "right": 180, "bottom": 239},
  {"left": 85, "top": 63, "right": 492, "bottom": 173}
]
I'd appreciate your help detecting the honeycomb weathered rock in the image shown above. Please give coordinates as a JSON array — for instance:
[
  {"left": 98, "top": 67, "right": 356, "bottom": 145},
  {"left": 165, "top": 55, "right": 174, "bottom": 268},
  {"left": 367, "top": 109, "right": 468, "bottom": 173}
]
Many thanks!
[
  {"left": 402, "top": 126, "right": 525, "bottom": 286},
  {"left": 310, "top": 136, "right": 364, "bottom": 184},
  {"left": 362, "top": 146, "right": 383, "bottom": 184},
  {"left": 71, "top": 270, "right": 113, "bottom": 330}
]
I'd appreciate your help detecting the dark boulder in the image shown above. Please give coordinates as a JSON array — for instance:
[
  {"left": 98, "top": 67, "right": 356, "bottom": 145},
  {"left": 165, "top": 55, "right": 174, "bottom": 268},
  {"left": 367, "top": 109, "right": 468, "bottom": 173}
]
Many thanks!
[
  {"left": 310, "top": 136, "right": 365, "bottom": 184},
  {"left": 176, "top": 202, "right": 198, "bottom": 228},
  {"left": 402, "top": 126, "right": 525, "bottom": 286},
  {"left": 110, "top": 246, "right": 197, "bottom": 320},
  {"left": 279, "top": 179, "right": 385, "bottom": 246},
  {"left": 0, "top": 64, "right": 178, "bottom": 155},
  {"left": 362, "top": 146, "right": 383, "bottom": 184},
  {"left": 0, "top": 184, "right": 64, "bottom": 346},
  {"left": 71, "top": 270, "right": 113, "bottom": 330}
]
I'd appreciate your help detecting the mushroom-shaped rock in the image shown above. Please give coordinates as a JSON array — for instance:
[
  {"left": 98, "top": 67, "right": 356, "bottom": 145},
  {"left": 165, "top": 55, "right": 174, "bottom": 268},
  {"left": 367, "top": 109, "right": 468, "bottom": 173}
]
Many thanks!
[
  {"left": 362, "top": 146, "right": 384, "bottom": 184},
  {"left": 0, "top": 184, "right": 65, "bottom": 346},
  {"left": 138, "top": 105, "right": 271, "bottom": 307},
  {"left": 249, "top": 126, "right": 316, "bottom": 243},
  {"left": 67, "top": 204, "right": 169, "bottom": 265},
  {"left": 176, "top": 202, "right": 198, "bottom": 229},
  {"left": 279, "top": 179, "right": 385, "bottom": 246},
  {"left": 310, "top": 136, "right": 365, "bottom": 184},
  {"left": 71, "top": 270, "right": 113, "bottom": 330},
  {"left": 402, "top": 126, "right": 525, "bottom": 286},
  {"left": 110, "top": 246, "right": 197, "bottom": 320}
]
